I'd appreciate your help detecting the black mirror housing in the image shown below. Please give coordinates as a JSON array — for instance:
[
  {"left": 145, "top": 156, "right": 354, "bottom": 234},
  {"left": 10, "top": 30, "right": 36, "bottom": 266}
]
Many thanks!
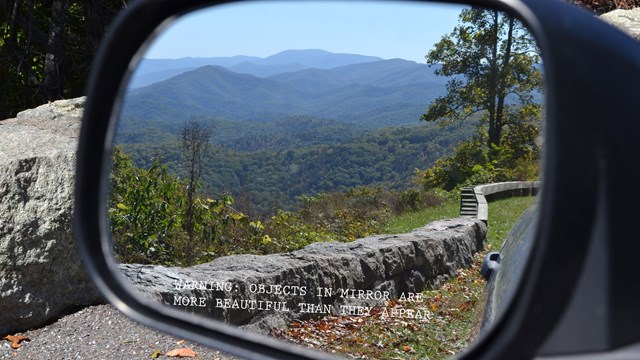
[
  {"left": 74, "top": 0, "right": 640, "bottom": 359},
  {"left": 481, "top": 252, "right": 501, "bottom": 281}
]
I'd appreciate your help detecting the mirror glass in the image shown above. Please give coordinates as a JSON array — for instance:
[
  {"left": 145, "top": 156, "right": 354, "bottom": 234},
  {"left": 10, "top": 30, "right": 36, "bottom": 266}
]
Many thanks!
[{"left": 110, "top": 1, "right": 543, "bottom": 358}]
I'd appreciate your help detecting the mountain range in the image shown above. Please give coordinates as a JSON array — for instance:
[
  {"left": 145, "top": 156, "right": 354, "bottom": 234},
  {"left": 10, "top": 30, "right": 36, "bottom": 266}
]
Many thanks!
[
  {"left": 129, "top": 49, "right": 385, "bottom": 88},
  {"left": 115, "top": 49, "right": 475, "bottom": 214},
  {"left": 120, "top": 50, "right": 447, "bottom": 128}
]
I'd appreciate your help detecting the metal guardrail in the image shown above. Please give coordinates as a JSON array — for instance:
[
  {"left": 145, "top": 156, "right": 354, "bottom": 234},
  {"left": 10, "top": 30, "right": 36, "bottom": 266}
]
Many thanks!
[{"left": 460, "top": 181, "right": 541, "bottom": 222}]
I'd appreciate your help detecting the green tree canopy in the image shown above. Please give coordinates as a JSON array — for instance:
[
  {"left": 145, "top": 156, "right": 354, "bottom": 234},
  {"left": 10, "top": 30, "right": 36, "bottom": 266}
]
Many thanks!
[
  {"left": 421, "top": 8, "right": 543, "bottom": 149},
  {"left": 0, "top": 1, "right": 128, "bottom": 120}
]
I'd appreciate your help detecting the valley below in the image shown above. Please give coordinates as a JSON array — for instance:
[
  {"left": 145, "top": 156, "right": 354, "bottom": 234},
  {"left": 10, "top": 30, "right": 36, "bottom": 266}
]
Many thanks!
[{"left": 115, "top": 49, "right": 475, "bottom": 217}]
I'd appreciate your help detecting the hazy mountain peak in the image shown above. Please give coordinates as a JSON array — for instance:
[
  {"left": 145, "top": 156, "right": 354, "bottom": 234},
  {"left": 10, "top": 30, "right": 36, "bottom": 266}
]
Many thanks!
[
  {"left": 123, "top": 55, "right": 449, "bottom": 127},
  {"left": 268, "top": 49, "right": 333, "bottom": 57},
  {"left": 131, "top": 49, "right": 396, "bottom": 88},
  {"left": 261, "top": 49, "right": 383, "bottom": 69}
]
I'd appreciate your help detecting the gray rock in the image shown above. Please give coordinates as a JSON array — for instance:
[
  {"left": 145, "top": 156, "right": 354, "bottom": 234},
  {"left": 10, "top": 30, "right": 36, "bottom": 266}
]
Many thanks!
[
  {"left": 601, "top": 8, "right": 640, "bottom": 41},
  {"left": 0, "top": 97, "right": 102, "bottom": 336},
  {"left": 120, "top": 218, "right": 486, "bottom": 334},
  {"left": 16, "top": 97, "right": 85, "bottom": 123}
]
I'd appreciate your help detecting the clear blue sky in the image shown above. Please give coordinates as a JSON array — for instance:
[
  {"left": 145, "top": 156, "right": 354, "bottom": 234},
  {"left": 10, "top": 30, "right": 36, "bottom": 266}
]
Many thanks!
[{"left": 144, "top": 1, "right": 465, "bottom": 63}]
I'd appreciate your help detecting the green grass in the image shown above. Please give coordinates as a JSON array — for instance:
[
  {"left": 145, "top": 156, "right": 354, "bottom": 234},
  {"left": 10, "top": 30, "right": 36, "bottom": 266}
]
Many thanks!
[
  {"left": 384, "top": 196, "right": 535, "bottom": 252},
  {"left": 384, "top": 200, "right": 460, "bottom": 234},
  {"left": 275, "top": 195, "right": 536, "bottom": 359},
  {"left": 484, "top": 196, "right": 535, "bottom": 250}
]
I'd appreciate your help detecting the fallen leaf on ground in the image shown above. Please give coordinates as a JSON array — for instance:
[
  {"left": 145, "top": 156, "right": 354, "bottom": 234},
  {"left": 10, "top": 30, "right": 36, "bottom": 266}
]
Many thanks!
[
  {"left": 166, "top": 347, "right": 197, "bottom": 358},
  {"left": 2, "top": 334, "right": 30, "bottom": 349},
  {"left": 402, "top": 345, "right": 414, "bottom": 353},
  {"left": 176, "top": 339, "right": 186, "bottom": 345},
  {"left": 150, "top": 349, "right": 163, "bottom": 358}
]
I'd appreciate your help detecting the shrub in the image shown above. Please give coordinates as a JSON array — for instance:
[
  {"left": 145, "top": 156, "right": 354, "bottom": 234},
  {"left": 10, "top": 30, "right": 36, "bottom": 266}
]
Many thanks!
[
  {"left": 416, "top": 125, "right": 540, "bottom": 192},
  {"left": 109, "top": 147, "right": 256, "bottom": 265},
  {"left": 109, "top": 147, "right": 455, "bottom": 266},
  {"left": 109, "top": 147, "right": 185, "bottom": 264}
]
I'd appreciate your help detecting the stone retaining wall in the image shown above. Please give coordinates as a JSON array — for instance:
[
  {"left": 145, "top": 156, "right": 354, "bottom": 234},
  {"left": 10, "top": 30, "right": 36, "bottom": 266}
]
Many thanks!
[
  {"left": 475, "top": 181, "right": 541, "bottom": 222},
  {"left": 120, "top": 218, "right": 486, "bottom": 333}
]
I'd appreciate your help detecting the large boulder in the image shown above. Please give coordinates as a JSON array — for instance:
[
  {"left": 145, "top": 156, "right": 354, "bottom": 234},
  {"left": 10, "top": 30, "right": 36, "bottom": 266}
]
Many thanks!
[
  {"left": 0, "top": 98, "right": 103, "bottom": 336},
  {"left": 601, "top": 8, "right": 640, "bottom": 41}
]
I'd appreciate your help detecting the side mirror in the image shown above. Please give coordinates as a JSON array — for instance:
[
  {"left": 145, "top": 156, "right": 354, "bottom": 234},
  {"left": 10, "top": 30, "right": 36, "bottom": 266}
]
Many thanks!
[
  {"left": 74, "top": 0, "right": 640, "bottom": 359},
  {"left": 481, "top": 252, "right": 501, "bottom": 281}
]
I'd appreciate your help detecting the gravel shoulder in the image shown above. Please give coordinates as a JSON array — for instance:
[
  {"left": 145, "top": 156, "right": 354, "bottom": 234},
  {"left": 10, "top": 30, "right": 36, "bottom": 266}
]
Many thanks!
[{"left": 1, "top": 304, "right": 237, "bottom": 359}]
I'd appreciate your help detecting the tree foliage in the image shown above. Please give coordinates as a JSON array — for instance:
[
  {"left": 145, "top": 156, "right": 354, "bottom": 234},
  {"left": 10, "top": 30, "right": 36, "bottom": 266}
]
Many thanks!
[
  {"left": 421, "top": 8, "right": 542, "bottom": 149},
  {"left": 109, "top": 147, "right": 184, "bottom": 264},
  {"left": 117, "top": 119, "right": 475, "bottom": 219},
  {"left": 417, "top": 8, "right": 543, "bottom": 191},
  {"left": 416, "top": 114, "right": 541, "bottom": 192},
  {"left": 0, "top": 0, "right": 128, "bottom": 120},
  {"left": 109, "top": 147, "right": 255, "bottom": 265},
  {"left": 109, "top": 146, "right": 448, "bottom": 265}
]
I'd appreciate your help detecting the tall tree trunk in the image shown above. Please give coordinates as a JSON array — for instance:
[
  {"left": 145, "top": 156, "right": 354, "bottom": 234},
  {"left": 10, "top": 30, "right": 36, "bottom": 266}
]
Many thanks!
[
  {"left": 185, "top": 142, "right": 197, "bottom": 264},
  {"left": 41, "top": 0, "right": 66, "bottom": 102},
  {"left": 8, "top": 0, "right": 20, "bottom": 42},
  {"left": 487, "top": 10, "right": 501, "bottom": 149},
  {"left": 0, "top": 0, "right": 19, "bottom": 119},
  {"left": 84, "top": 1, "right": 104, "bottom": 68},
  {"left": 494, "top": 15, "right": 516, "bottom": 147},
  {"left": 23, "top": 0, "right": 36, "bottom": 109},
  {"left": 180, "top": 121, "right": 211, "bottom": 265}
]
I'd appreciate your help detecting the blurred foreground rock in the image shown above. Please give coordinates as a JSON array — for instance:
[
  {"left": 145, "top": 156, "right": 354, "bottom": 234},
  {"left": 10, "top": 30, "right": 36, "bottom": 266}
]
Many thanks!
[
  {"left": 601, "top": 8, "right": 640, "bottom": 41},
  {"left": 0, "top": 97, "right": 103, "bottom": 336}
]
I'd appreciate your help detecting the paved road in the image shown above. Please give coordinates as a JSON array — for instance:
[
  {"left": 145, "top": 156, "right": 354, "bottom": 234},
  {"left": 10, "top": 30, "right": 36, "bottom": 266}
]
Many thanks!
[{"left": 1, "top": 304, "right": 237, "bottom": 359}]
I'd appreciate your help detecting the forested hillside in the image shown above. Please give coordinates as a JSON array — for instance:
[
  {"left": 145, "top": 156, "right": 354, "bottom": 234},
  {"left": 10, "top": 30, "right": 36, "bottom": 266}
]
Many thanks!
[
  {"left": 0, "top": 1, "right": 129, "bottom": 120},
  {"left": 118, "top": 116, "right": 476, "bottom": 217},
  {"left": 113, "top": 51, "right": 470, "bottom": 217},
  {"left": 120, "top": 58, "right": 447, "bottom": 125}
]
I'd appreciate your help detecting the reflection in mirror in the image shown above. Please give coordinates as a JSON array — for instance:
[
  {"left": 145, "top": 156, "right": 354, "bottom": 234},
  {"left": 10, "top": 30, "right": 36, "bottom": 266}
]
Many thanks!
[{"left": 109, "top": 2, "right": 543, "bottom": 358}]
